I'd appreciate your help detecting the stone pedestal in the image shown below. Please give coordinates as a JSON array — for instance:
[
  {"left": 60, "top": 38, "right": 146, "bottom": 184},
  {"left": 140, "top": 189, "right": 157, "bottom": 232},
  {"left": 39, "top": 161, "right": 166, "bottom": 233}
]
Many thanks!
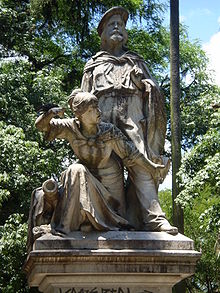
[{"left": 24, "top": 231, "right": 201, "bottom": 293}]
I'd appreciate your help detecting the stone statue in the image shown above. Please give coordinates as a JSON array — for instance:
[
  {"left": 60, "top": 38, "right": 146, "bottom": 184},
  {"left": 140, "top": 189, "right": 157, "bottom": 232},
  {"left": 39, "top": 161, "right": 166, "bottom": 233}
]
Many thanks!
[
  {"left": 27, "top": 8, "right": 177, "bottom": 251},
  {"left": 30, "top": 92, "right": 168, "bottom": 244},
  {"left": 80, "top": 7, "right": 177, "bottom": 233}
]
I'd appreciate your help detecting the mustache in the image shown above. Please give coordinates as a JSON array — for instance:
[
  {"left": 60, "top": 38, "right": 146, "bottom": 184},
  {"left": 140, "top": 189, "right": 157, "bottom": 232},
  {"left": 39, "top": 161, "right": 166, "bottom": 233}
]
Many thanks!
[{"left": 111, "top": 30, "right": 123, "bottom": 36}]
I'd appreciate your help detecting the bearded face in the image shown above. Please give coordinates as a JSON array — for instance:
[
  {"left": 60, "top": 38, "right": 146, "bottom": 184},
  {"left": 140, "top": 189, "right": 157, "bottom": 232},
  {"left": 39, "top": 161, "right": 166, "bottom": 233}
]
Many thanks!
[{"left": 101, "top": 14, "right": 128, "bottom": 49}]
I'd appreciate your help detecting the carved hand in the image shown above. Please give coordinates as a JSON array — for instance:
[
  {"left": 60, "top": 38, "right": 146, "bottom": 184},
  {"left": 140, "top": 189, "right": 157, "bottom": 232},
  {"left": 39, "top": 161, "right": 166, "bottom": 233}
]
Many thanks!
[
  {"left": 130, "top": 66, "right": 144, "bottom": 90},
  {"left": 142, "top": 79, "right": 156, "bottom": 92},
  {"left": 35, "top": 107, "right": 65, "bottom": 132},
  {"left": 48, "top": 107, "right": 65, "bottom": 118},
  {"left": 155, "top": 158, "right": 170, "bottom": 183}
]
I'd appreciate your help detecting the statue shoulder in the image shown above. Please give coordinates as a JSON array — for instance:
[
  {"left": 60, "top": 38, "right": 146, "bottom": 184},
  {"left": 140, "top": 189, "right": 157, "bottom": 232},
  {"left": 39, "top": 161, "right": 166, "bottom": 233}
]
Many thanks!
[
  {"left": 125, "top": 51, "right": 145, "bottom": 62},
  {"left": 84, "top": 51, "right": 105, "bottom": 68}
]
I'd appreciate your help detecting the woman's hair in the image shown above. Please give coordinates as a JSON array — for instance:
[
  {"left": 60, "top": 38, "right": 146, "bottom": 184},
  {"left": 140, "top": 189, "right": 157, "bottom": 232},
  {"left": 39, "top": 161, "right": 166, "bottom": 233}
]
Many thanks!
[{"left": 68, "top": 90, "right": 98, "bottom": 116}]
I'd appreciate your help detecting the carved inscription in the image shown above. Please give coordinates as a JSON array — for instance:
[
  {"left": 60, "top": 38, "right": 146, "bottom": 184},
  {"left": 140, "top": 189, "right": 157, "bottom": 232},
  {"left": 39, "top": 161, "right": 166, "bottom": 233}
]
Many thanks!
[{"left": 59, "top": 288, "right": 153, "bottom": 293}]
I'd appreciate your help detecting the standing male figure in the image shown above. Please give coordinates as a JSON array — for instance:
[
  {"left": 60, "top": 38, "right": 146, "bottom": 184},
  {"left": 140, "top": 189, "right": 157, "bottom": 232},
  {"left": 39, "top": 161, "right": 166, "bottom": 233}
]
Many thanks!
[{"left": 80, "top": 7, "right": 177, "bottom": 234}]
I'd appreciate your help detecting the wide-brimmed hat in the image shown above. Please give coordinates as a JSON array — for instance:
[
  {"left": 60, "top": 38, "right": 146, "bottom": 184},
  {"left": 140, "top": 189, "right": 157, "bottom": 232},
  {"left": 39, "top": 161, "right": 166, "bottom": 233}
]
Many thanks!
[{"left": 97, "top": 6, "right": 129, "bottom": 36}]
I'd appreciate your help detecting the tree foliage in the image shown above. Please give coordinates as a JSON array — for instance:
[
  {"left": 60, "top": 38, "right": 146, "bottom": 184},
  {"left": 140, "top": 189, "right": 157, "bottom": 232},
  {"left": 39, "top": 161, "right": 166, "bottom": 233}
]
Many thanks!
[
  {"left": 175, "top": 90, "right": 220, "bottom": 292},
  {"left": 0, "top": 121, "right": 64, "bottom": 221},
  {"left": 160, "top": 187, "right": 220, "bottom": 293},
  {"left": 177, "top": 92, "right": 220, "bottom": 222},
  {"left": 0, "top": 214, "right": 29, "bottom": 293}
]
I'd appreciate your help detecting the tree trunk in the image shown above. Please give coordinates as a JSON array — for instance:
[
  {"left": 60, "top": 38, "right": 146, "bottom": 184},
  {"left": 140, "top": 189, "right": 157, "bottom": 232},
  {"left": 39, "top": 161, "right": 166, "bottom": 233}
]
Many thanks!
[
  {"left": 170, "top": 1, "right": 185, "bottom": 291},
  {"left": 170, "top": 0, "right": 184, "bottom": 233}
]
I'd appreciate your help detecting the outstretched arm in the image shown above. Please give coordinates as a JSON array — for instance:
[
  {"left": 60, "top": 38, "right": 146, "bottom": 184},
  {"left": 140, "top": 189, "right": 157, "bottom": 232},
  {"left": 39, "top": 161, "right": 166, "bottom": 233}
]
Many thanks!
[
  {"left": 134, "top": 155, "right": 170, "bottom": 183},
  {"left": 111, "top": 127, "right": 169, "bottom": 181},
  {"left": 35, "top": 107, "right": 65, "bottom": 133}
]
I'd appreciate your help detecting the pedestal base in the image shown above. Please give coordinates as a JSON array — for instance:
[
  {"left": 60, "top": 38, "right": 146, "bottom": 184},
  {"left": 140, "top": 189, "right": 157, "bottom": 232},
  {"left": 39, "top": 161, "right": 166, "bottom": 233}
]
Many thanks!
[{"left": 24, "top": 231, "right": 201, "bottom": 293}]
